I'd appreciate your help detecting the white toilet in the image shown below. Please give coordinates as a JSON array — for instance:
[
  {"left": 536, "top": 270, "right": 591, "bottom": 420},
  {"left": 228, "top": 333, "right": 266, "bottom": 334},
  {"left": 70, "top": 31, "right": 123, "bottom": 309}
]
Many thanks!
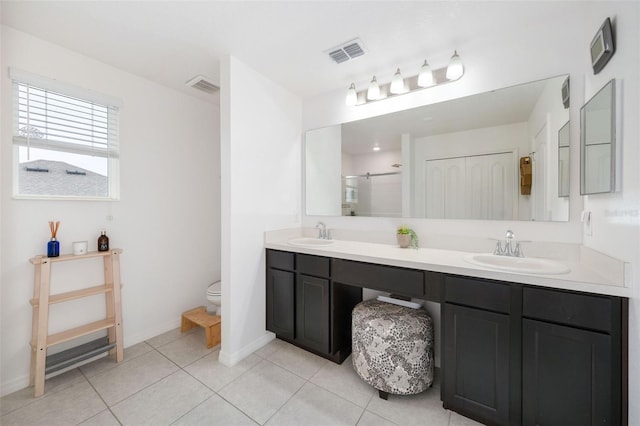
[{"left": 206, "top": 281, "right": 222, "bottom": 315}]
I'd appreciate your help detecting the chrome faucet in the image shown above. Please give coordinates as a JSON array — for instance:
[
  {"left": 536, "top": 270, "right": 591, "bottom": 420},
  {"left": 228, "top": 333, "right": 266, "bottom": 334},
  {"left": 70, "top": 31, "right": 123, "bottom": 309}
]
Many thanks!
[
  {"left": 494, "top": 230, "right": 524, "bottom": 257},
  {"left": 315, "top": 221, "right": 331, "bottom": 240}
]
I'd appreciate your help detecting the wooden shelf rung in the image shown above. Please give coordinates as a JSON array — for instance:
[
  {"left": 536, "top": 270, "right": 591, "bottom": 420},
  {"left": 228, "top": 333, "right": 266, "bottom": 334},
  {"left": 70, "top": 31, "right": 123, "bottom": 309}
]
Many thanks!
[
  {"left": 30, "top": 285, "right": 113, "bottom": 307},
  {"left": 46, "top": 318, "right": 116, "bottom": 348},
  {"left": 30, "top": 248, "right": 123, "bottom": 265}
]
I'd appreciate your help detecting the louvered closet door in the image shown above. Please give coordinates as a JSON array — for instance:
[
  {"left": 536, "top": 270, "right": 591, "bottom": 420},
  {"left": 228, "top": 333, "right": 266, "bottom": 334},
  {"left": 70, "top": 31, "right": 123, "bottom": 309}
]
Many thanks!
[
  {"left": 425, "top": 158, "right": 466, "bottom": 219},
  {"left": 426, "top": 153, "right": 513, "bottom": 220},
  {"left": 465, "top": 152, "right": 514, "bottom": 220}
]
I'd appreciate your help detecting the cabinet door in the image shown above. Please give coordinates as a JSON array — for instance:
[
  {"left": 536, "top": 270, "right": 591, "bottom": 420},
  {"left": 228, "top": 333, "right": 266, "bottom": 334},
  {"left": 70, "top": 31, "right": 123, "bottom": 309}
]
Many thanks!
[
  {"left": 522, "top": 319, "right": 614, "bottom": 426},
  {"left": 444, "top": 303, "right": 511, "bottom": 425},
  {"left": 296, "top": 274, "right": 330, "bottom": 354},
  {"left": 266, "top": 268, "right": 295, "bottom": 340}
]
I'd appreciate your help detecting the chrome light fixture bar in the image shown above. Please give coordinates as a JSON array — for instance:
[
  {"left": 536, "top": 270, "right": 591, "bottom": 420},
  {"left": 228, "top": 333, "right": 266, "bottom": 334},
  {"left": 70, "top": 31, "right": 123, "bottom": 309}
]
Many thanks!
[{"left": 345, "top": 50, "right": 464, "bottom": 106}]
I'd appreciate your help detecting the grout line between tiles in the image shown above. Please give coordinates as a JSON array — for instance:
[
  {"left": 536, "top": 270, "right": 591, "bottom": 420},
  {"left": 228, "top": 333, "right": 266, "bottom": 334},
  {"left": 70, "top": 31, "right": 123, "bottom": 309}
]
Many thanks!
[
  {"left": 4, "top": 333, "right": 445, "bottom": 426},
  {"left": 166, "top": 347, "right": 263, "bottom": 425},
  {"left": 260, "top": 370, "right": 309, "bottom": 426},
  {"left": 95, "top": 347, "right": 181, "bottom": 408},
  {"left": 76, "top": 368, "right": 123, "bottom": 426}
]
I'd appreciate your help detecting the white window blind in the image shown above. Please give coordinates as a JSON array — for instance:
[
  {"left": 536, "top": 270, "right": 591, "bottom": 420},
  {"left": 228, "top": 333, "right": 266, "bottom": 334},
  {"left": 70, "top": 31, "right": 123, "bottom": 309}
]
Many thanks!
[
  {"left": 11, "top": 69, "right": 121, "bottom": 199},
  {"left": 12, "top": 81, "right": 119, "bottom": 159}
]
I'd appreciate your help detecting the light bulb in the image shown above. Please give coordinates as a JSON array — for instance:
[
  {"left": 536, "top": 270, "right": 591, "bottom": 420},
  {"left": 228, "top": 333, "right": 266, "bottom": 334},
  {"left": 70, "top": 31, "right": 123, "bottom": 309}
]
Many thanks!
[
  {"left": 373, "top": 144, "right": 381, "bottom": 151},
  {"left": 345, "top": 83, "right": 358, "bottom": 106},
  {"left": 367, "top": 76, "right": 380, "bottom": 100},
  {"left": 389, "top": 68, "right": 405, "bottom": 94},
  {"left": 417, "top": 60, "right": 434, "bottom": 87},
  {"left": 446, "top": 50, "right": 464, "bottom": 80}
]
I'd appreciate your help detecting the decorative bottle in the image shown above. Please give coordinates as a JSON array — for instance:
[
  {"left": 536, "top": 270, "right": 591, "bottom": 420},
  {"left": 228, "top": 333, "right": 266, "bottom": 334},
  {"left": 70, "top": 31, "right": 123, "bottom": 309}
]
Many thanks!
[
  {"left": 47, "top": 238, "right": 60, "bottom": 257},
  {"left": 98, "top": 230, "right": 109, "bottom": 252}
]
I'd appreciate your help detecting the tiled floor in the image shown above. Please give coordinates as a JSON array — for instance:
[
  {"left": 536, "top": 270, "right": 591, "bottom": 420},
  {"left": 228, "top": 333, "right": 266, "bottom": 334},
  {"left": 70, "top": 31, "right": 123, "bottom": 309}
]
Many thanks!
[{"left": 1, "top": 327, "right": 482, "bottom": 425}]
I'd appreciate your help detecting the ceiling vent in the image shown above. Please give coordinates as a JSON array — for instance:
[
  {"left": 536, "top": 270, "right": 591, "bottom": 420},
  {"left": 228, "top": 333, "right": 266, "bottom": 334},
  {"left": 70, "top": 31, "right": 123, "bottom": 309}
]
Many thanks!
[
  {"left": 185, "top": 75, "right": 219, "bottom": 94},
  {"left": 326, "top": 38, "right": 366, "bottom": 64}
]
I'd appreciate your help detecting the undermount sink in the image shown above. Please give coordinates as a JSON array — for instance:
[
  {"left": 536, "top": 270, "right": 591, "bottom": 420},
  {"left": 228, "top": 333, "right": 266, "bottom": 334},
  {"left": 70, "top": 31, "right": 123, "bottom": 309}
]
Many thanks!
[
  {"left": 465, "top": 253, "right": 570, "bottom": 275},
  {"left": 288, "top": 237, "right": 335, "bottom": 247}
]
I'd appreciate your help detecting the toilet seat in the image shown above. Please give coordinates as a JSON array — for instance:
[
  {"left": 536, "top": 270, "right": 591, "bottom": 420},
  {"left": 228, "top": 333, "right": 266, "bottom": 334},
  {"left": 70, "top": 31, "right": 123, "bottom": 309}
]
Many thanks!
[
  {"left": 207, "top": 281, "right": 221, "bottom": 297},
  {"left": 206, "top": 281, "right": 222, "bottom": 315}
]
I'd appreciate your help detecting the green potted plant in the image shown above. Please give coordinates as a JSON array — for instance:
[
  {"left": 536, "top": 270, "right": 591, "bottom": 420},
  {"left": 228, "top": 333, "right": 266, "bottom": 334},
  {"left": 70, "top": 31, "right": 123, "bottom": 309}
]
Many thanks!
[{"left": 397, "top": 225, "right": 419, "bottom": 249}]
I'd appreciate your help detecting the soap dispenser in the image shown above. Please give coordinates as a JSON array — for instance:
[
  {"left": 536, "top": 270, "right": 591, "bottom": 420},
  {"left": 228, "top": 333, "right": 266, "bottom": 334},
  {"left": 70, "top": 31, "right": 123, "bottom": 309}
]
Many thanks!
[{"left": 97, "top": 229, "right": 110, "bottom": 252}]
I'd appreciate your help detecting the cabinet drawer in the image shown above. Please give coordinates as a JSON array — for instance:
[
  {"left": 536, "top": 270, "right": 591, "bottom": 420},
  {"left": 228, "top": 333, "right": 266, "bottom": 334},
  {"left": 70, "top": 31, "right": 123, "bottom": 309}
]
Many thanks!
[
  {"left": 298, "top": 254, "right": 330, "bottom": 277},
  {"left": 523, "top": 287, "right": 613, "bottom": 333},
  {"left": 445, "top": 275, "right": 510, "bottom": 313},
  {"left": 332, "top": 259, "right": 424, "bottom": 298},
  {"left": 267, "top": 250, "right": 295, "bottom": 271}
]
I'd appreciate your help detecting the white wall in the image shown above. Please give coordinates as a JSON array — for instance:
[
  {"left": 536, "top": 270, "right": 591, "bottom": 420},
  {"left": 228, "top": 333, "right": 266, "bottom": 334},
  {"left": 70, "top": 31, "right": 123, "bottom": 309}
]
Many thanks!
[
  {"left": 302, "top": 2, "right": 639, "bottom": 422},
  {"left": 0, "top": 26, "right": 220, "bottom": 395},
  {"left": 578, "top": 2, "right": 640, "bottom": 421},
  {"left": 219, "top": 55, "right": 301, "bottom": 365}
]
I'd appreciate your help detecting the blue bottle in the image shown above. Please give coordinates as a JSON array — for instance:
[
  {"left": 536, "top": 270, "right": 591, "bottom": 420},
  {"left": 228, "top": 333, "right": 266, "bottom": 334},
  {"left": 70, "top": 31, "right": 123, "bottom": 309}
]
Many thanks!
[{"left": 47, "top": 238, "right": 60, "bottom": 257}]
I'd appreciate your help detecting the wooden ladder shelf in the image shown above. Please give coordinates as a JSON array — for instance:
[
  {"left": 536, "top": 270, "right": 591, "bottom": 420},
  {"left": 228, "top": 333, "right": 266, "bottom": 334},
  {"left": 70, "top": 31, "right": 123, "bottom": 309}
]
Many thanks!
[{"left": 29, "top": 249, "right": 124, "bottom": 397}]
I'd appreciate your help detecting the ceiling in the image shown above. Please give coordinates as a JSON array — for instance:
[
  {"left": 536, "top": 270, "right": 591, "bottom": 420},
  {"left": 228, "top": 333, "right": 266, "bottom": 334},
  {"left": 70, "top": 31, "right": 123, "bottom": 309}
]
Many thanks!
[{"left": 1, "top": 1, "right": 577, "bottom": 102}]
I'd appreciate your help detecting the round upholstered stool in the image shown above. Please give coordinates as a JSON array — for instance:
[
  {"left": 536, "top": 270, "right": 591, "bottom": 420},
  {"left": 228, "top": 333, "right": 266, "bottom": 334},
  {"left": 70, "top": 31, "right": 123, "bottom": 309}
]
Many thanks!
[{"left": 352, "top": 299, "right": 434, "bottom": 400}]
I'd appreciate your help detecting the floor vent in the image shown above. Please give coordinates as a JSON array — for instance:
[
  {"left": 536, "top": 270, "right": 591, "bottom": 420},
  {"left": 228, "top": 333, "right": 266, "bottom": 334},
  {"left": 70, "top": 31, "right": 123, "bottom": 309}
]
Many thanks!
[
  {"left": 326, "top": 38, "right": 366, "bottom": 64},
  {"left": 185, "top": 75, "right": 219, "bottom": 93}
]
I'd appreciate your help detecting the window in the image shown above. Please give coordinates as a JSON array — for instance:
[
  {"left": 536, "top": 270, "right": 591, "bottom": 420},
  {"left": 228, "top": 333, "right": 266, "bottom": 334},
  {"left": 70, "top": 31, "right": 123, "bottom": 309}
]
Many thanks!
[{"left": 11, "top": 69, "right": 120, "bottom": 200}]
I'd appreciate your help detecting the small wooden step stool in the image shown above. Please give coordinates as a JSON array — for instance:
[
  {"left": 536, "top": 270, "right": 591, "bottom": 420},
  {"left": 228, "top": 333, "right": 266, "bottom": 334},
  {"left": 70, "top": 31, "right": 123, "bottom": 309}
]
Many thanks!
[{"left": 181, "top": 307, "right": 221, "bottom": 348}]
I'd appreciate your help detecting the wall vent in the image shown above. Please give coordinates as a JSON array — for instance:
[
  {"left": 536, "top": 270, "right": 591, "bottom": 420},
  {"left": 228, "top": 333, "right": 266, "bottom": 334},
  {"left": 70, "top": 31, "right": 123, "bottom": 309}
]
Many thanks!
[
  {"left": 326, "top": 38, "right": 366, "bottom": 64},
  {"left": 185, "top": 75, "right": 219, "bottom": 94}
]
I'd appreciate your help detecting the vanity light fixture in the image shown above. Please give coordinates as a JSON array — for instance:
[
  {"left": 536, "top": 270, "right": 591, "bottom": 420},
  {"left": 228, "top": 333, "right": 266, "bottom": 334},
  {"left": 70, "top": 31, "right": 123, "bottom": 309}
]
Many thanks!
[
  {"left": 417, "top": 60, "right": 434, "bottom": 88},
  {"left": 389, "top": 68, "right": 406, "bottom": 94},
  {"left": 445, "top": 50, "right": 464, "bottom": 80},
  {"left": 367, "top": 76, "right": 380, "bottom": 100},
  {"left": 345, "top": 83, "right": 358, "bottom": 106},
  {"left": 346, "top": 50, "right": 464, "bottom": 106}
]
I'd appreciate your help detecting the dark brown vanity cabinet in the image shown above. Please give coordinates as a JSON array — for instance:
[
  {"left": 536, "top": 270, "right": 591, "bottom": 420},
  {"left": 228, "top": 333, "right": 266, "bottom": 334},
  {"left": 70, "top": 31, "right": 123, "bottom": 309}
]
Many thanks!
[
  {"left": 442, "top": 275, "right": 627, "bottom": 426},
  {"left": 267, "top": 250, "right": 627, "bottom": 425},
  {"left": 266, "top": 251, "right": 295, "bottom": 340},
  {"left": 521, "top": 287, "right": 626, "bottom": 426},
  {"left": 295, "top": 262, "right": 330, "bottom": 354},
  {"left": 442, "top": 276, "right": 518, "bottom": 425},
  {"left": 265, "top": 250, "right": 361, "bottom": 362}
]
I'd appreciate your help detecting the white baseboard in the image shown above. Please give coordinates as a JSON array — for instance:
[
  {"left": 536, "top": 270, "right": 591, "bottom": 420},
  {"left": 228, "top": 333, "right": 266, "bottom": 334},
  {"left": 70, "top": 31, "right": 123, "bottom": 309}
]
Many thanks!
[
  {"left": 219, "top": 332, "right": 275, "bottom": 366},
  {"left": 1, "top": 375, "right": 30, "bottom": 397},
  {"left": 124, "top": 318, "right": 182, "bottom": 347}
]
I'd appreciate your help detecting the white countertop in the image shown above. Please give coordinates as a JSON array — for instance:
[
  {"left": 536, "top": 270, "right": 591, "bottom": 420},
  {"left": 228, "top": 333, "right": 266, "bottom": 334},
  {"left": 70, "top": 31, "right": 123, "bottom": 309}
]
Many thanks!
[{"left": 265, "top": 230, "right": 630, "bottom": 298}]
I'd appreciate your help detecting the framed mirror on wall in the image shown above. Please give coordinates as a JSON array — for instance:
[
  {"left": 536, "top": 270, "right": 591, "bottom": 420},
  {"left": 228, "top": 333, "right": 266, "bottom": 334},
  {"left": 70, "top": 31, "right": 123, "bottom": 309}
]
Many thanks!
[
  {"left": 580, "top": 79, "right": 620, "bottom": 195},
  {"left": 305, "top": 75, "right": 571, "bottom": 221}
]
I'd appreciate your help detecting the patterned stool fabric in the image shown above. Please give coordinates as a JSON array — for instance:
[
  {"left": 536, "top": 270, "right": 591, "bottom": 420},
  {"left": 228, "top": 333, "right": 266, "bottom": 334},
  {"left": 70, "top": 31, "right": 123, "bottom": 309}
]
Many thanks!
[{"left": 352, "top": 299, "right": 434, "bottom": 397}]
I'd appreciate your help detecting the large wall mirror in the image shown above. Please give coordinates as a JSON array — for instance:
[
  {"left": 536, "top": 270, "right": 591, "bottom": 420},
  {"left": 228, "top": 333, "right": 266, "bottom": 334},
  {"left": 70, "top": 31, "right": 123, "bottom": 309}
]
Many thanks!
[
  {"left": 580, "top": 79, "right": 619, "bottom": 195},
  {"left": 306, "top": 75, "right": 571, "bottom": 221}
]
